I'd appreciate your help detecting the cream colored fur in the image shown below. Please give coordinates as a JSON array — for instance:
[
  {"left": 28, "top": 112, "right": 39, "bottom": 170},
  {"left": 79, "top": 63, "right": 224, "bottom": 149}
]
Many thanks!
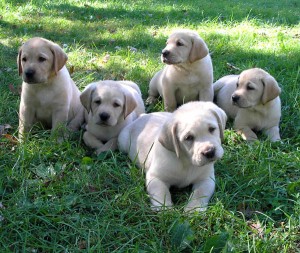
[
  {"left": 214, "top": 68, "right": 281, "bottom": 142},
  {"left": 118, "top": 101, "right": 227, "bottom": 212},
  {"left": 80, "top": 80, "right": 145, "bottom": 155},
  {"left": 146, "top": 29, "right": 213, "bottom": 112},
  {"left": 18, "top": 37, "right": 84, "bottom": 139}
]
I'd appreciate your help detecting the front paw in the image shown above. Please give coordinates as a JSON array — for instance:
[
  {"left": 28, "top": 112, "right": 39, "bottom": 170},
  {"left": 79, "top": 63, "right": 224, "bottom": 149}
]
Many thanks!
[
  {"left": 184, "top": 205, "right": 207, "bottom": 213},
  {"left": 151, "top": 204, "right": 173, "bottom": 212},
  {"left": 146, "top": 96, "right": 157, "bottom": 105},
  {"left": 96, "top": 146, "right": 109, "bottom": 155},
  {"left": 238, "top": 130, "right": 258, "bottom": 142}
]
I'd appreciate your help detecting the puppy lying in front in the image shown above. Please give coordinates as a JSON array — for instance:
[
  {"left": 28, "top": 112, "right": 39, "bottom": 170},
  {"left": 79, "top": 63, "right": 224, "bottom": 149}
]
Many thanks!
[
  {"left": 18, "top": 37, "right": 84, "bottom": 139},
  {"left": 80, "top": 80, "right": 145, "bottom": 155},
  {"left": 214, "top": 68, "right": 281, "bottom": 142},
  {"left": 146, "top": 29, "right": 213, "bottom": 112},
  {"left": 118, "top": 101, "right": 227, "bottom": 212}
]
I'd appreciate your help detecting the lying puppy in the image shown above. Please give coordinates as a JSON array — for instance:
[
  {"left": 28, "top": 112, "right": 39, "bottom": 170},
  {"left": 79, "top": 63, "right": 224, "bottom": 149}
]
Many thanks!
[
  {"left": 118, "top": 101, "right": 227, "bottom": 212},
  {"left": 80, "top": 80, "right": 145, "bottom": 155},
  {"left": 146, "top": 29, "right": 213, "bottom": 112},
  {"left": 214, "top": 68, "right": 281, "bottom": 142},
  {"left": 18, "top": 37, "right": 84, "bottom": 139}
]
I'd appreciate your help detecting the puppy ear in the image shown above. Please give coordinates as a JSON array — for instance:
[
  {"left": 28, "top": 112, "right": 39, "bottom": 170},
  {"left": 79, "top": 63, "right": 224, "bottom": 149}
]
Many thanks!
[
  {"left": 49, "top": 43, "right": 68, "bottom": 75},
  {"left": 189, "top": 35, "right": 209, "bottom": 63},
  {"left": 261, "top": 75, "right": 281, "bottom": 104},
  {"left": 210, "top": 107, "right": 227, "bottom": 140},
  {"left": 123, "top": 90, "right": 137, "bottom": 119},
  {"left": 80, "top": 84, "right": 96, "bottom": 113},
  {"left": 17, "top": 48, "right": 23, "bottom": 76},
  {"left": 158, "top": 120, "right": 180, "bottom": 157}
]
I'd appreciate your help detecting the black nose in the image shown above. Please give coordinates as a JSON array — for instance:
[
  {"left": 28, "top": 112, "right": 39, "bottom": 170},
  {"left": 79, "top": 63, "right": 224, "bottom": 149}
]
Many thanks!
[
  {"left": 99, "top": 112, "right": 110, "bottom": 121},
  {"left": 202, "top": 147, "right": 216, "bottom": 159},
  {"left": 162, "top": 50, "right": 170, "bottom": 57},
  {"left": 25, "top": 69, "right": 35, "bottom": 79},
  {"left": 232, "top": 94, "right": 240, "bottom": 103}
]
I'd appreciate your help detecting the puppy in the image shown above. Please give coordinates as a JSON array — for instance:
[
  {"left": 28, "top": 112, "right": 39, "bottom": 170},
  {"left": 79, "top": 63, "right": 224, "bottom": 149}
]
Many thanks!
[
  {"left": 146, "top": 29, "right": 213, "bottom": 112},
  {"left": 18, "top": 37, "right": 84, "bottom": 139},
  {"left": 80, "top": 80, "right": 145, "bottom": 155},
  {"left": 214, "top": 68, "right": 281, "bottom": 142},
  {"left": 118, "top": 101, "right": 227, "bottom": 212}
]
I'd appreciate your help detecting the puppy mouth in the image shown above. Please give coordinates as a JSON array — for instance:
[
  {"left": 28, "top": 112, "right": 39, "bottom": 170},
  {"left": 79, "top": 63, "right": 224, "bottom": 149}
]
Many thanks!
[
  {"left": 192, "top": 156, "right": 218, "bottom": 167},
  {"left": 161, "top": 57, "right": 181, "bottom": 65},
  {"left": 96, "top": 121, "right": 112, "bottom": 127},
  {"left": 23, "top": 77, "right": 38, "bottom": 84},
  {"left": 23, "top": 75, "right": 47, "bottom": 85},
  {"left": 232, "top": 100, "right": 252, "bottom": 108}
]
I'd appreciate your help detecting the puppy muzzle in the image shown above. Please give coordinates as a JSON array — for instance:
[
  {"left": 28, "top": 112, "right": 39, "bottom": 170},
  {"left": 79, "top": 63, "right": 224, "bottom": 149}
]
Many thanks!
[
  {"left": 23, "top": 69, "right": 37, "bottom": 83},
  {"left": 192, "top": 145, "right": 223, "bottom": 166}
]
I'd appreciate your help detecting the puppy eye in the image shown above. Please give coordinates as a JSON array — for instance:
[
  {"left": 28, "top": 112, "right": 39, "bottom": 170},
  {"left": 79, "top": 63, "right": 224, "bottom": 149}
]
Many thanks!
[
  {"left": 38, "top": 57, "right": 47, "bottom": 62},
  {"left": 209, "top": 127, "right": 216, "bottom": 133},
  {"left": 22, "top": 57, "right": 27, "bottom": 62},
  {"left": 184, "top": 134, "right": 194, "bottom": 142},
  {"left": 176, "top": 41, "right": 184, "bottom": 47},
  {"left": 94, "top": 99, "right": 101, "bottom": 105},
  {"left": 236, "top": 82, "right": 239, "bottom": 88},
  {"left": 247, "top": 85, "right": 255, "bottom": 90},
  {"left": 113, "top": 102, "right": 121, "bottom": 107}
]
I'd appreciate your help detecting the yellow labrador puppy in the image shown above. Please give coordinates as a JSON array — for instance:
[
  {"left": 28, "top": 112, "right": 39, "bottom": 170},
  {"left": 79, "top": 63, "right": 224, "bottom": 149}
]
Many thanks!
[
  {"left": 214, "top": 68, "right": 281, "bottom": 142},
  {"left": 18, "top": 37, "right": 84, "bottom": 139},
  {"left": 118, "top": 101, "right": 227, "bottom": 212},
  {"left": 146, "top": 29, "right": 213, "bottom": 112},
  {"left": 80, "top": 80, "right": 145, "bottom": 155}
]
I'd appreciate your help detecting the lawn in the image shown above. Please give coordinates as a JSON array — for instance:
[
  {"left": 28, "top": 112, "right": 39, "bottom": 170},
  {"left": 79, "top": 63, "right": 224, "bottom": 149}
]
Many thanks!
[{"left": 0, "top": 0, "right": 300, "bottom": 252}]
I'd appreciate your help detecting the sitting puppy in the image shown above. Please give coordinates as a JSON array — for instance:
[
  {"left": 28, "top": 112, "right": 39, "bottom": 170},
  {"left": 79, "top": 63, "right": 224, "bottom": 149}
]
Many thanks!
[
  {"left": 146, "top": 29, "right": 213, "bottom": 112},
  {"left": 118, "top": 101, "right": 227, "bottom": 212},
  {"left": 80, "top": 80, "right": 145, "bottom": 155},
  {"left": 214, "top": 68, "right": 281, "bottom": 142},
  {"left": 18, "top": 37, "right": 84, "bottom": 139}
]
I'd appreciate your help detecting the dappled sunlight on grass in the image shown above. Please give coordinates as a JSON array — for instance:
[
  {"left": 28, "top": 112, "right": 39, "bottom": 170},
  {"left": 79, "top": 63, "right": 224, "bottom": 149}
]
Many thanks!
[{"left": 0, "top": 0, "right": 299, "bottom": 251}]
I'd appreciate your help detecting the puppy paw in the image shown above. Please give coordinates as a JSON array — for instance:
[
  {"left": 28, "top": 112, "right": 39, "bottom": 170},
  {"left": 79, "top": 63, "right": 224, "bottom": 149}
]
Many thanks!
[
  {"left": 145, "top": 96, "right": 157, "bottom": 105},
  {"left": 184, "top": 205, "right": 207, "bottom": 213},
  {"left": 151, "top": 204, "right": 173, "bottom": 212}
]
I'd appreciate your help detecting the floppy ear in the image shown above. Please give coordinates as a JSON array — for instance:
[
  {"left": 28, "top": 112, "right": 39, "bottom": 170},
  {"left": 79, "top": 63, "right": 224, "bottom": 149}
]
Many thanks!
[
  {"left": 189, "top": 36, "right": 209, "bottom": 63},
  {"left": 210, "top": 107, "right": 227, "bottom": 141},
  {"left": 80, "top": 84, "right": 96, "bottom": 113},
  {"left": 17, "top": 47, "right": 23, "bottom": 76},
  {"left": 123, "top": 90, "right": 137, "bottom": 119},
  {"left": 261, "top": 75, "right": 281, "bottom": 104},
  {"left": 158, "top": 119, "right": 180, "bottom": 157},
  {"left": 49, "top": 42, "right": 68, "bottom": 75}
]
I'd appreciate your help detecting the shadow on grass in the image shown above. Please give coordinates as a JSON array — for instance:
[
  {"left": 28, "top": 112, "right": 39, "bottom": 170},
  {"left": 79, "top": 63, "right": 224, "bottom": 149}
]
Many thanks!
[{"left": 6, "top": 0, "right": 300, "bottom": 25}]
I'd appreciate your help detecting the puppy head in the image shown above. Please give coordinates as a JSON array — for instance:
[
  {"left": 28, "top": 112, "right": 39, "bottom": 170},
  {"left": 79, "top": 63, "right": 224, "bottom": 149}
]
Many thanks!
[
  {"left": 80, "top": 81, "right": 137, "bottom": 127},
  {"left": 158, "top": 102, "right": 226, "bottom": 167},
  {"left": 161, "top": 29, "right": 209, "bottom": 65},
  {"left": 232, "top": 68, "right": 281, "bottom": 107},
  {"left": 18, "top": 37, "right": 67, "bottom": 84}
]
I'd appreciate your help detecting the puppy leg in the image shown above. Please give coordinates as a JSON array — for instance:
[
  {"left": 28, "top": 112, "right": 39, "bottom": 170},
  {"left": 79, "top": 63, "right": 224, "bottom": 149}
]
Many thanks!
[
  {"left": 264, "top": 126, "right": 281, "bottom": 142},
  {"left": 96, "top": 137, "right": 118, "bottom": 155},
  {"left": 236, "top": 127, "right": 258, "bottom": 141},
  {"left": 162, "top": 88, "right": 177, "bottom": 112},
  {"left": 83, "top": 131, "right": 104, "bottom": 150},
  {"left": 52, "top": 108, "right": 70, "bottom": 140},
  {"left": 67, "top": 106, "right": 85, "bottom": 131},
  {"left": 19, "top": 106, "right": 35, "bottom": 139},
  {"left": 185, "top": 178, "right": 215, "bottom": 212},
  {"left": 146, "top": 74, "right": 160, "bottom": 105},
  {"left": 146, "top": 176, "right": 173, "bottom": 211},
  {"left": 199, "top": 86, "right": 214, "bottom": 102}
]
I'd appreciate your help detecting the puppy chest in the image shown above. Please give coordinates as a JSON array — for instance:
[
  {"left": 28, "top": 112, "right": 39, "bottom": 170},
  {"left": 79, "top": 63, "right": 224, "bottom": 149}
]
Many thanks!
[{"left": 175, "top": 83, "right": 200, "bottom": 103}]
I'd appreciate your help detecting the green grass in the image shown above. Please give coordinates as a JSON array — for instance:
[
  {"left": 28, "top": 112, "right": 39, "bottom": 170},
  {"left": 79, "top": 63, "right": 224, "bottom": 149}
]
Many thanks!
[{"left": 1, "top": 0, "right": 300, "bottom": 251}]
